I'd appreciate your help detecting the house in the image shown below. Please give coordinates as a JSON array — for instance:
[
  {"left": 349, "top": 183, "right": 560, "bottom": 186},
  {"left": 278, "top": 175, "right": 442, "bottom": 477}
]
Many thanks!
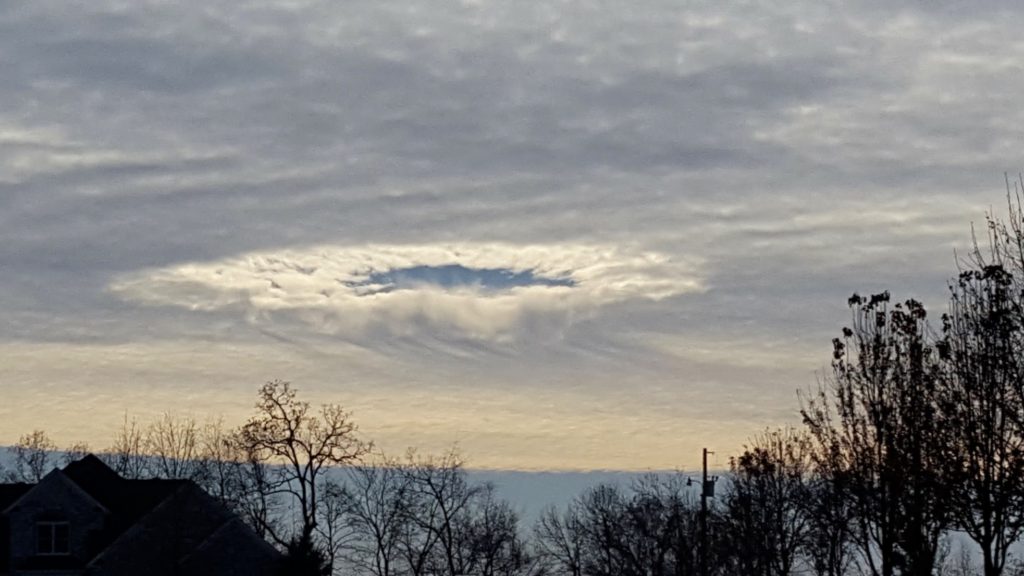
[{"left": 0, "top": 454, "right": 282, "bottom": 576}]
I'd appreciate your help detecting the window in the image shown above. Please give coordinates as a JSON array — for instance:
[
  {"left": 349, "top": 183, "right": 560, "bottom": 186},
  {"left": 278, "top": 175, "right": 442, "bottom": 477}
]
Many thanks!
[{"left": 36, "top": 522, "right": 70, "bottom": 555}]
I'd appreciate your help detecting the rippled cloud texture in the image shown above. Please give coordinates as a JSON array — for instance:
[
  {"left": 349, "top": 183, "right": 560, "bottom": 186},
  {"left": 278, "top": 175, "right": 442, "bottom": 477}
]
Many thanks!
[
  {"left": 1, "top": 0, "right": 1019, "bottom": 469},
  {"left": 111, "top": 243, "right": 702, "bottom": 339}
]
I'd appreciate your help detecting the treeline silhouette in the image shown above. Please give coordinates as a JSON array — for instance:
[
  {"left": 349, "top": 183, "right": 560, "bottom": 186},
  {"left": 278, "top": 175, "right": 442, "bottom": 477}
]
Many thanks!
[{"left": 10, "top": 193, "right": 1024, "bottom": 575}]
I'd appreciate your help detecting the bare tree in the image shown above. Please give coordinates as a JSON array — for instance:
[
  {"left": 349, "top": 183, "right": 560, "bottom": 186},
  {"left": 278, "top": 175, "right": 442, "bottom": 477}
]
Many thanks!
[
  {"left": 968, "top": 175, "right": 1024, "bottom": 285},
  {"left": 8, "top": 430, "right": 56, "bottom": 482},
  {"left": 197, "top": 418, "right": 242, "bottom": 506},
  {"left": 723, "top": 428, "right": 814, "bottom": 576},
  {"left": 399, "top": 448, "right": 485, "bottom": 576},
  {"left": 370, "top": 448, "right": 532, "bottom": 576},
  {"left": 145, "top": 412, "right": 206, "bottom": 481},
  {"left": 191, "top": 418, "right": 283, "bottom": 543},
  {"left": 102, "top": 413, "right": 149, "bottom": 479},
  {"left": 233, "top": 440, "right": 283, "bottom": 543},
  {"left": 620, "top": 474, "right": 698, "bottom": 576},
  {"left": 237, "top": 380, "right": 370, "bottom": 549},
  {"left": 534, "top": 502, "right": 585, "bottom": 576},
  {"left": 341, "top": 454, "right": 411, "bottom": 576},
  {"left": 577, "top": 483, "right": 628, "bottom": 576},
  {"left": 454, "top": 483, "right": 528, "bottom": 576},
  {"left": 317, "top": 478, "right": 356, "bottom": 575},
  {"left": 535, "top": 475, "right": 698, "bottom": 576},
  {"left": 59, "top": 442, "right": 91, "bottom": 467}
]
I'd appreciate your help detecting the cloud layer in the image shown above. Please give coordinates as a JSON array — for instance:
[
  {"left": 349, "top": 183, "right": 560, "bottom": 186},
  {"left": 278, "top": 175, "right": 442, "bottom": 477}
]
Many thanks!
[{"left": 2, "top": 0, "right": 1022, "bottom": 468}]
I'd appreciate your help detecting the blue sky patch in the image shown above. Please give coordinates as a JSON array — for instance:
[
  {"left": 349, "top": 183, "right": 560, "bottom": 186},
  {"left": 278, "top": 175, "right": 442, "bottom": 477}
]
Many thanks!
[{"left": 355, "top": 264, "right": 575, "bottom": 294}]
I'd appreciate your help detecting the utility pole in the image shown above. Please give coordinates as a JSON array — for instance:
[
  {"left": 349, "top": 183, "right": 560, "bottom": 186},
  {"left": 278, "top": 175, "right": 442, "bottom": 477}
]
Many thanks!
[
  {"left": 701, "top": 448, "right": 709, "bottom": 576},
  {"left": 694, "top": 447, "right": 718, "bottom": 576}
]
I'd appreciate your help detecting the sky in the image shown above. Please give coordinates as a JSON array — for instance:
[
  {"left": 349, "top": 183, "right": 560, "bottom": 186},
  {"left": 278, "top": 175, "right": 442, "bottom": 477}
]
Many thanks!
[{"left": 2, "top": 0, "right": 1023, "bottom": 471}]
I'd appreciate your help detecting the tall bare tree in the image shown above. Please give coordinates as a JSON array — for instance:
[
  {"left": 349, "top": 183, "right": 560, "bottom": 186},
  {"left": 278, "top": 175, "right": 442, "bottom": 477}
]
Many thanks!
[
  {"left": 234, "top": 439, "right": 283, "bottom": 543},
  {"left": 102, "top": 413, "right": 149, "bottom": 479},
  {"left": 8, "top": 429, "right": 56, "bottom": 482},
  {"left": 383, "top": 448, "right": 531, "bottom": 576},
  {"left": 535, "top": 475, "right": 699, "bottom": 576},
  {"left": 197, "top": 418, "right": 242, "bottom": 506},
  {"left": 237, "top": 380, "right": 370, "bottom": 550},
  {"left": 145, "top": 412, "right": 205, "bottom": 481},
  {"left": 534, "top": 502, "right": 585, "bottom": 576},
  {"left": 461, "top": 484, "right": 527, "bottom": 576},
  {"left": 341, "top": 454, "right": 412, "bottom": 576},
  {"left": 399, "top": 449, "right": 485, "bottom": 576},
  {"left": 724, "top": 428, "right": 814, "bottom": 576},
  {"left": 317, "top": 478, "right": 357, "bottom": 575}
]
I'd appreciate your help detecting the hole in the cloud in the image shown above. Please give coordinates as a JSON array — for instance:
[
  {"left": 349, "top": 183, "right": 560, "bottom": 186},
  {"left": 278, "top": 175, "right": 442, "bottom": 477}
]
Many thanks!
[{"left": 350, "top": 264, "right": 575, "bottom": 294}]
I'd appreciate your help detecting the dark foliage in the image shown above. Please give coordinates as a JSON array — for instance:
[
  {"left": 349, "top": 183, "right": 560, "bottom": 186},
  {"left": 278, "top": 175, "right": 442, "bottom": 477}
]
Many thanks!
[
  {"left": 802, "top": 294, "right": 950, "bottom": 576},
  {"left": 280, "top": 534, "right": 333, "bottom": 576}
]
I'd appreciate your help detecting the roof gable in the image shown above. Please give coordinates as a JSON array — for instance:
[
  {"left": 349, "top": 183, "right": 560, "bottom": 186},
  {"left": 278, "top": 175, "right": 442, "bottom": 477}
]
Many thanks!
[
  {"left": 63, "top": 455, "right": 122, "bottom": 494},
  {"left": 63, "top": 454, "right": 186, "bottom": 524},
  {"left": 87, "top": 483, "right": 238, "bottom": 575},
  {"left": 2, "top": 468, "right": 108, "bottom": 515},
  {"left": 179, "top": 518, "right": 282, "bottom": 576}
]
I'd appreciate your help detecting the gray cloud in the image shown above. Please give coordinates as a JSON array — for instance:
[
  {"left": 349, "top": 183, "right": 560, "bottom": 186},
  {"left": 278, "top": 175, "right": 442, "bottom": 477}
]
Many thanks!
[{"left": 1, "top": 0, "right": 1022, "bottom": 468}]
